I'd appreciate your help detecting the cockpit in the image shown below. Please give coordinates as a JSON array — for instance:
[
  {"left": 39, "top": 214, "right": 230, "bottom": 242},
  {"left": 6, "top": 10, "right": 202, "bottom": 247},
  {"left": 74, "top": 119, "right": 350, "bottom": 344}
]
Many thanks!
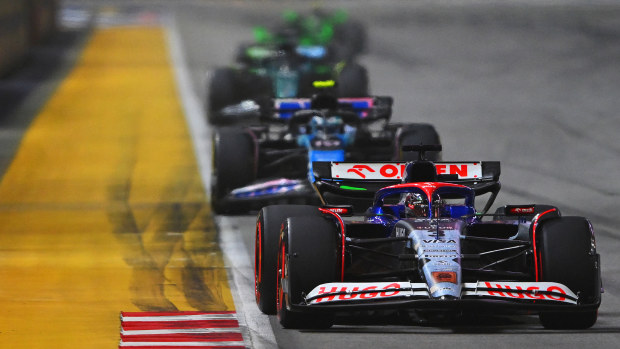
[{"left": 371, "top": 183, "right": 476, "bottom": 220}]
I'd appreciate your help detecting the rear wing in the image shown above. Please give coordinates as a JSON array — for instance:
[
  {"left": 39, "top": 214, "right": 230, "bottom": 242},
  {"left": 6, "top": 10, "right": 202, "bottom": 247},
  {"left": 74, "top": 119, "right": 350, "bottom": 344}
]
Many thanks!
[
  {"left": 263, "top": 96, "right": 392, "bottom": 121},
  {"left": 312, "top": 161, "right": 501, "bottom": 212},
  {"left": 215, "top": 96, "right": 392, "bottom": 123}
]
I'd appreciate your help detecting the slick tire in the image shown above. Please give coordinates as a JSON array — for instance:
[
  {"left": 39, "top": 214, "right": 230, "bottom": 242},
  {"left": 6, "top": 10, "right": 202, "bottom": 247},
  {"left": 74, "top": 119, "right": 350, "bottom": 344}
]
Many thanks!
[
  {"left": 210, "top": 127, "right": 255, "bottom": 214},
  {"left": 337, "top": 63, "right": 368, "bottom": 97},
  {"left": 255, "top": 205, "right": 320, "bottom": 315},
  {"left": 277, "top": 216, "right": 338, "bottom": 329},
  {"left": 537, "top": 216, "right": 600, "bottom": 329},
  {"left": 207, "top": 68, "right": 240, "bottom": 124},
  {"left": 397, "top": 124, "right": 442, "bottom": 161}
]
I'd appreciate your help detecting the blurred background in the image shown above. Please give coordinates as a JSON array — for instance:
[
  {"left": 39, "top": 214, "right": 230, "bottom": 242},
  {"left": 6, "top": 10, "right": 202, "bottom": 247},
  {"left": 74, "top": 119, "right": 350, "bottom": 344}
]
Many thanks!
[{"left": 1, "top": 1, "right": 619, "bottom": 348}]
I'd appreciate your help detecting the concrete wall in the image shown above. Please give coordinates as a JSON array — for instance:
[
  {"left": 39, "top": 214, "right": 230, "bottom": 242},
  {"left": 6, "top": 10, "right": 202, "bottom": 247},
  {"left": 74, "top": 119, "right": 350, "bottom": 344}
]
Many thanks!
[{"left": 0, "top": 0, "right": 57, "bottom": 77}]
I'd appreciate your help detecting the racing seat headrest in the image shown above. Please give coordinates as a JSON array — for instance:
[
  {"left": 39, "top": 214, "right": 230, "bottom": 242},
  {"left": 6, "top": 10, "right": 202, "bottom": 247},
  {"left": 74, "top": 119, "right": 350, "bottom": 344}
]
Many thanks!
[{"left": 311, "top": 93, "right": 339, "bottom": 110}]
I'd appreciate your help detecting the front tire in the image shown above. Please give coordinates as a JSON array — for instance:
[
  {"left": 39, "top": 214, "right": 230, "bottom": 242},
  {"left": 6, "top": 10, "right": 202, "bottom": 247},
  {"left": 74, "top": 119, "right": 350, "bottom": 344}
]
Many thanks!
[
  {"left": 277, "top": 216, "right": 339, "bottom": 329},
  {"left": 207, "top": 68, "right": 241, "bottom": 124},
  {"left": 537, "top": 216, "right": 601, "bottom": 329},
  {"left": 211, "top": 127, "right": 255, "bottom": 214},
  {"left": 254, "top": 205, "right": 320, "bottom": 315}
]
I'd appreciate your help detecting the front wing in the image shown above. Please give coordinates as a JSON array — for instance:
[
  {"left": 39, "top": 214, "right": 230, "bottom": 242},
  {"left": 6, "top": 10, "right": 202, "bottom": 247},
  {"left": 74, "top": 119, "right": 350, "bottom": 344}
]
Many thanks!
[
  {"left": 218, "top": 178, "right": 317, "bottom": 208},
  {"left": 286, "top": 281, "right": 599, "bottom": 313}
]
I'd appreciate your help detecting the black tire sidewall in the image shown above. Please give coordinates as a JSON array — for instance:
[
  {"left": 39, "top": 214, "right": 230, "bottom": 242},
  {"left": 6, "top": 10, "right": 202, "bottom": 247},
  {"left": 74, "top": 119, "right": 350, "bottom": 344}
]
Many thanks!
[
  {"left": 211, "top": 127, "right": 255, "bottom": 214},
  {"left": 336, "top": 63, "right": 368, "bottom": 97},
  {"left": 538, "top": 216, "right": 599, "bottom": 303},
  {"left": 207, "top": 68, "right": 240, "bottom": 122},
  {"left": 537, "top": 216, "right": 600, "bottom": 329},
  {"left": 284, "top": 216, "right": 339, "bottom": 305},
  {"left": 254, "top": 205, "right": 321, "bottom": 314},
  {"left": 278, "top": 215, "right": 338, "bottom": 328}
]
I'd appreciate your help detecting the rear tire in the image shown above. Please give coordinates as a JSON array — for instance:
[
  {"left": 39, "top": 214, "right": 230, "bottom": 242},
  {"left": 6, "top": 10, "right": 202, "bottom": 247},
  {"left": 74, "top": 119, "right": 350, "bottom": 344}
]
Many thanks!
[
  {"left": 277, "top": 216, "right": 338, "bottom": 329},
  {"left": 211, "top": 128, "right": 255, "bottom": 214},
  {"left": 254, "top": 205, "right": 321, "bottom": 315},
  {"left": 397, "top": 124, "right": 442, "bottom": 161},
  {"left": 537, "top": 216, "right": 600, "bottom": 329},
  {"left": 337, "top": 63, "right": 368, "bottom": 97}
]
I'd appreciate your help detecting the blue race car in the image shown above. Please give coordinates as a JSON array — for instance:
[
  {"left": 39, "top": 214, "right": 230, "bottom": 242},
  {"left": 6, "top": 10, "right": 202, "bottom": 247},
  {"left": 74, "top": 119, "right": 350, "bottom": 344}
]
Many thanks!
[
  {"left": 210, "top": 94, "right": 441, "bottom": 214},
  {"left": 254, "top": 146, "right": 602, "bottom": 330}
]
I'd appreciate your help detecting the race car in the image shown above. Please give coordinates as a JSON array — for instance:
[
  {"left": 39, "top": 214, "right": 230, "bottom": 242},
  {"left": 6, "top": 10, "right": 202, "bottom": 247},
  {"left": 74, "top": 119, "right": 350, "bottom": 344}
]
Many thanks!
[
  {"left": 251, "top": 8, "right": 367, "bottom": 60},
  {"left": 207, "top": 45, "right": 368, "bottom": 124},
  {"left": 254, "top": 146, "right": 602, "bottom": 329},
  {"left": 210, "top": 95, "right": 441, "bottom": 214},
  {"left": 206, "top": 10, "right": 369, "bottom": 124}
]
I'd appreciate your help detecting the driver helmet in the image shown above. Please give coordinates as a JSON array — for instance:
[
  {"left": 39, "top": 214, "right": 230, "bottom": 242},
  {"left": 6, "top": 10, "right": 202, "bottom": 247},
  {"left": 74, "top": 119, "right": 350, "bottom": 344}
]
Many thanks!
[
  {"left": 403, "top": 193, "right": 428, "bottom": 217},
  {"left": 325, "top": 116, "right": 343, "bottom": 134},
  {"left": 310, "top": 115, "right": 325, "bottom": 134},
  {"left": 310, "top": 115, "right": 343, "bottom": 136}
]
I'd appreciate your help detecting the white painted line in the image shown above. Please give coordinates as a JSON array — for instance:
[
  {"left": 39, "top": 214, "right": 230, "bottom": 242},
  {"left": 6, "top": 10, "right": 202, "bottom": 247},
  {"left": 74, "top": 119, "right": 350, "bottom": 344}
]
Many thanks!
[
  {"left": 121, "top": 314, "right": 236, "bottom": 322},
  {"left": 119, "top": 341, "right": 245, "bottom": 347},
  {"left": 122, "top": 328, "right": 242, "bottom": 335},
  {"left": 164, "top": 14, "right": 276, "bottom": 349},
  {"left": 164, "top": 14, "right": 211, "bottom": 196},
  {"left": 216, "top": 216, "right": 278, "bottom": 349}
]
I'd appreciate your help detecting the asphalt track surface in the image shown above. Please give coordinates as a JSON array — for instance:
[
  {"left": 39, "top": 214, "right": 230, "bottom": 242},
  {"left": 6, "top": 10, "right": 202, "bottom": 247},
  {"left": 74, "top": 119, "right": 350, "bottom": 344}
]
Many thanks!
[
  {"left": 4, "top": 0, "right": 620, "bottom": 348},
  {"left": 181, "top": 2, "right": 620, "bottom": 348}
]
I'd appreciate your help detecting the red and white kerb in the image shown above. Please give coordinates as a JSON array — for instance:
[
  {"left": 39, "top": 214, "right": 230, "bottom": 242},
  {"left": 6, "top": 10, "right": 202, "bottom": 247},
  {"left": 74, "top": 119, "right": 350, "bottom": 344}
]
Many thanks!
[{"left": 119, "top": 311, "right": 245, "bottom": 348}]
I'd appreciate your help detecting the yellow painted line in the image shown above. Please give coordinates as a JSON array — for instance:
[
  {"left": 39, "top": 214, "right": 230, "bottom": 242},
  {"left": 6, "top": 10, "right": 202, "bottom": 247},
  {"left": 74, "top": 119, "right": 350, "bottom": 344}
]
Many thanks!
[{"left": 0, "top": 27, "right": 233, "bottom": 348}]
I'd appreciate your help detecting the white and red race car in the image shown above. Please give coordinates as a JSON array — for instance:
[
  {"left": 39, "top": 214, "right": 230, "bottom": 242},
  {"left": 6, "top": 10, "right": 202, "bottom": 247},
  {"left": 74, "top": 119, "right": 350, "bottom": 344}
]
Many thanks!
[{"left": 254, "top": 146, "right": 602, "bottom": 329}]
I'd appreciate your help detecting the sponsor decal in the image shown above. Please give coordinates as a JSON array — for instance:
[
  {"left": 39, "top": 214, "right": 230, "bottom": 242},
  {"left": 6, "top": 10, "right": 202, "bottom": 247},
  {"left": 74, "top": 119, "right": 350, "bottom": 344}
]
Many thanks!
[
  {"left": 345, "top": 164, "right": 377, "bottom": 179},
  {"left": 332, "top": 162, "right": 482, "bottom": 180},
  {"left": 435, "top": 164, "right": 478, "bottom": 178},
  {"left": 412, "top": 223, "right": 458, "bottom": 232},
  {"left": 306, "top": 282, "right": 579, "bottom": 306},
  {"left": 430, "top": 285, "right": 455, "bottom": 294},
  {"left": 312, "top": 138, "right": 342, "bottom": 148},
  {"left": 379, "top": 164, "right": 403, "bottom": 178},
  {"left": 432, "top": 271, "right": 457, "bottom": 284},
  {"left": 395, "top": 227, "right": 407, "bottom": 237},
  {"left": 321, "top": 206, "right": 352, "bottom": 215},
  {"left": 423, "top": 239, "right": 457, "bottom": 244},
  {"left": 469, "top": 282, "right": 577, "bottom": 304},
  {"left": 508, "top": 206, "right": 536, "bottom": 215},
  {"left": 428, "top": 266, "right": 460, "bottom": 272},
  {"left": 308, "top": 282, "right": 412, "bottom": 304}
]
